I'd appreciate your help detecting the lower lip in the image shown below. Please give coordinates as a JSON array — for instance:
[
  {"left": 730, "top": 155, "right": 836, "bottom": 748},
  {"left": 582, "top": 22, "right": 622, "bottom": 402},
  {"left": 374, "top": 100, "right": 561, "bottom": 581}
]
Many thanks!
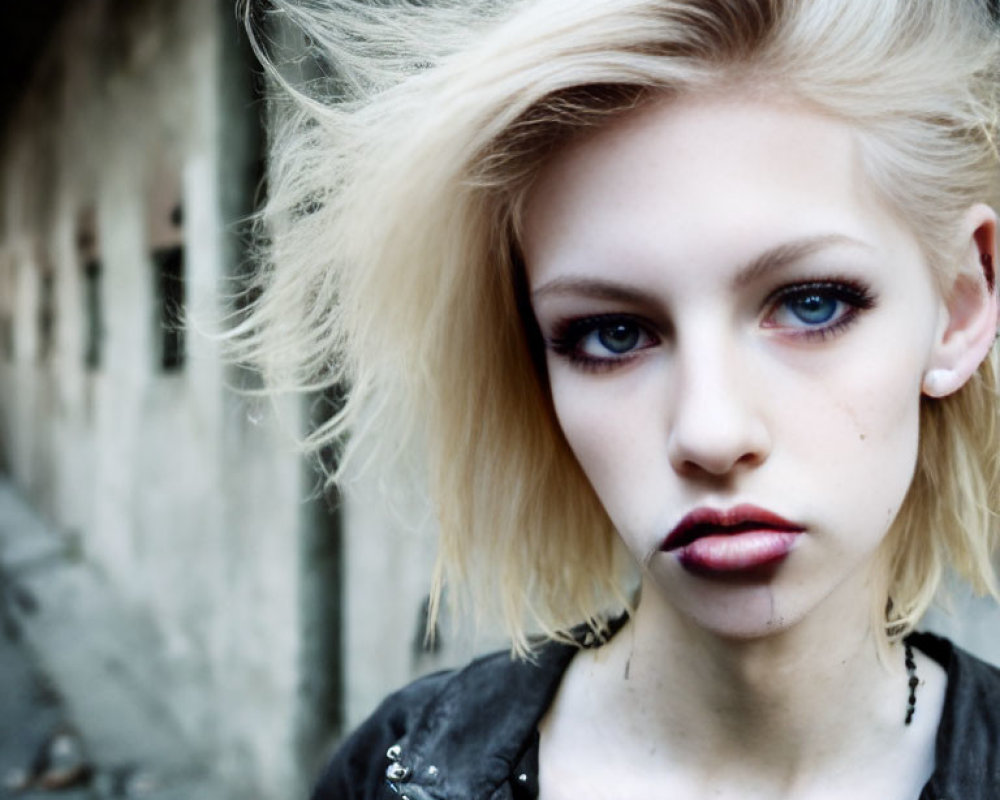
[{"left": 674, "top": 530, "right": 801, "bottom": 576}]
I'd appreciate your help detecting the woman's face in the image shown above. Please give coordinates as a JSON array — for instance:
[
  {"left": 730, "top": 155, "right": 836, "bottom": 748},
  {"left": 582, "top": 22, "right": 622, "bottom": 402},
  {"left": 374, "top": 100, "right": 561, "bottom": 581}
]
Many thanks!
[{"left": 522, "top": 93, "right": 947, "bottom": 639}]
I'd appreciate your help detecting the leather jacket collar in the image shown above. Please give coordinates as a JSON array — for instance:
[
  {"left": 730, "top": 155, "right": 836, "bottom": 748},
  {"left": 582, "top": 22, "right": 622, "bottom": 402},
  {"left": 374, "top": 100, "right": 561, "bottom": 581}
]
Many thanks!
[{"left": 315, "top": 629, "right": 1000, "bottom": 800}]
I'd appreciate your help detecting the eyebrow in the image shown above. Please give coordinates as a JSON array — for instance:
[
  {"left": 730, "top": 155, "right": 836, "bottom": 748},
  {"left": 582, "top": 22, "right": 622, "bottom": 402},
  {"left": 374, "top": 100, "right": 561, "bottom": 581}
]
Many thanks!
[
  {"left": 531, "top": 277, "right": 653, "bottom": 304},
  {"left": 530, "top": 234, "right": 873, "bottom": 301},
  {"left": 732, "top": 234, "right": 873, "bottom": 289}
]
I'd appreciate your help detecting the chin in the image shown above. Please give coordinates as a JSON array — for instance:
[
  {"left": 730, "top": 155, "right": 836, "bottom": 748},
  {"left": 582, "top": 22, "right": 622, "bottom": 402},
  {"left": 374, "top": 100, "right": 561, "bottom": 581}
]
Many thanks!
[
  {"left": 686, "top": 607, "right": 803, "bottom": 641},
  {"left": 647, "top": 572, "right": 814, "bottom": 641},
  {"left": 695, "top": 612, "right": 805, "bottom": 642}
]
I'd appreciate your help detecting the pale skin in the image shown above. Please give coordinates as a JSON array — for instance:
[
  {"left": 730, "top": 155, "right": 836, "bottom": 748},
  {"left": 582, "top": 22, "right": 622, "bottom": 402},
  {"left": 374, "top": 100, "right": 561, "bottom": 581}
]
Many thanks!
[{"left": 521, "top": 92, "right": 999, "bottom": 799}]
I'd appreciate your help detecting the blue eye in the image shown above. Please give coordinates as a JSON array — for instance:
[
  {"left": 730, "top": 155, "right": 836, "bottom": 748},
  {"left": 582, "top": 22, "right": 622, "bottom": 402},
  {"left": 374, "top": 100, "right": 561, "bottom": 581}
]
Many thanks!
[
  {"left": 784, "top": 293, "right": 839, "bottom": 325},
  {"left": 547, "top": 315, "right": 657, "bottom": 367},
  {"left": 591, "top": 323, "right": 641, "bottom": 354},
  {"left": 764, "top": 280, "right": 875, "bottom": 336}
]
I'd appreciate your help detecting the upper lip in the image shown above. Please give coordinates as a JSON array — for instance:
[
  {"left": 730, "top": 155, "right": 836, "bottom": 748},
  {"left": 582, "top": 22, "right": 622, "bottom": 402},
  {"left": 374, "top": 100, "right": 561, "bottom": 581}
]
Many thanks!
[{"left": 661, "top": 504, "right": 805, "bottom": 551}]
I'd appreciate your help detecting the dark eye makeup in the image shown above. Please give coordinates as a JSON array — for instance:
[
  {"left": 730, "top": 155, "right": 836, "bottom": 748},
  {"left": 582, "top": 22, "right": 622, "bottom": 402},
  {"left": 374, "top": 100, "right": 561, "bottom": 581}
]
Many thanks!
[
  {"left": 761, "top": 278, "right": 876, "bottom": 341},
  {"left": 546, "top": 313, "right": 659, "bottom": 372},
  {"left": 542, "top": 277, "right": 877, "bottom": 371}
]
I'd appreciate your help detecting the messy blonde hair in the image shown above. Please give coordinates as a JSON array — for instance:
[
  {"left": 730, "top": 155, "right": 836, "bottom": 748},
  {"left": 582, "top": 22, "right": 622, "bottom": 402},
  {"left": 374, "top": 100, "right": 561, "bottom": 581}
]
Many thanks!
[{"left": 236, "top": 0, "right": 1000, "bottom": 652}]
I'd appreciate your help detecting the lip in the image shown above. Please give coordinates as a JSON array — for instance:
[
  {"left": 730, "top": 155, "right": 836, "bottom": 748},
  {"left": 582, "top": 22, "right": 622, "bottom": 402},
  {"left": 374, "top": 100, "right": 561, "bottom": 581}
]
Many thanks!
[{"left": 661, "top": 504, "right": 805, "bottom": 576}]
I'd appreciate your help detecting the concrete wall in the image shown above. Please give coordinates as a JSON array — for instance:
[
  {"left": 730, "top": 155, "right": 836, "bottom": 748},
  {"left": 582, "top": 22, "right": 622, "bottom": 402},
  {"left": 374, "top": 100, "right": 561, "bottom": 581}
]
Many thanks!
[{"left": 0, "top": 2, "right": 314, "bottom": 796}]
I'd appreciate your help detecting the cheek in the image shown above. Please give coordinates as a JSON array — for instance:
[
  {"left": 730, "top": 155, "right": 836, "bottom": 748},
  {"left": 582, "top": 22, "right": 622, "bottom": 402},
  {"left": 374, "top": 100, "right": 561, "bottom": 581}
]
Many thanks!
[
  {"left": 549, "top": 374, "right": 631, "bottom": 474},
  {"left": 796, "top": 362, "right": 920, "bottom": 452},
  {"left": 547, "top": 364, "right": 665, "bottom": 528},
  {"left": 787, "top": 354, "right": 924, "bottom": 536}
]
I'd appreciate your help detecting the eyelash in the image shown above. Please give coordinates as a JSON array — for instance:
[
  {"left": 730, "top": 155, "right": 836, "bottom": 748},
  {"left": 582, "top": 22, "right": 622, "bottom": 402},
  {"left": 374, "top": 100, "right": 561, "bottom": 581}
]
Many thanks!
[
  {"left": 547, "top": 313, "right": 659, "bottom": 372},
  {"left": 544, "top": 278, "right": 877, "bottom": 371},
  {"left": 761, "top": 278, "right": 876, "bottom": 341}
]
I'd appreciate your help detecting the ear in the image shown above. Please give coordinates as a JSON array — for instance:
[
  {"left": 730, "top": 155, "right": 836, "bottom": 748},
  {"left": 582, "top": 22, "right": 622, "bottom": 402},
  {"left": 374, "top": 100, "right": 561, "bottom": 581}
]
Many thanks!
[{"left": 922, "top": 204, "right": 999, "bottom": 398}]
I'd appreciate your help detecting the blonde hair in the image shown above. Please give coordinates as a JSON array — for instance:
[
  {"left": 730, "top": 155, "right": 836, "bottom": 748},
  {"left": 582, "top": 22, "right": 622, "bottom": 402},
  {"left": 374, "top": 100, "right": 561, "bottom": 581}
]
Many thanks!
[{"left": 235, "top": 0, "right": 1000, "bottom": 653}]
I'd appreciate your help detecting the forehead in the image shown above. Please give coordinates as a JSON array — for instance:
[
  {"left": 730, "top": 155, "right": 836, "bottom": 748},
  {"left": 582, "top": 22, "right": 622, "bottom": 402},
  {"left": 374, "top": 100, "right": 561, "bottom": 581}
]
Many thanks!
[{"left": 519, "top": 91, "right": 918, "bottom": 287}]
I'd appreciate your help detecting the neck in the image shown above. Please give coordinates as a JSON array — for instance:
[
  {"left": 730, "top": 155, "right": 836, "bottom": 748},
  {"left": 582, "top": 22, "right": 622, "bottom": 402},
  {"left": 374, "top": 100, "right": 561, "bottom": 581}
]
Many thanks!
[{"left": 582, "top": 576, "right": 909, "bottom": 780}]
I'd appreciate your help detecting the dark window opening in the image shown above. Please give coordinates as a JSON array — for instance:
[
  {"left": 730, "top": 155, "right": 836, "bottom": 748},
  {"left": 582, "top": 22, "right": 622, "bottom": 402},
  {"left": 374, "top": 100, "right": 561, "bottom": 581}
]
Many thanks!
[
  {"left": 77, "top": 206, "right": 102, "bottom": 371},
  {"left": 83, "top": 259, "right": 103, "bottom": 371},
  {"left": 152, "top": 244, "right": 185, "bottom": 372},
  {"left": 38, "top": 270, "right": 55, "bottom": 363},
  {"left": 0, "top": 315, "right": 12, "bottom": 362},
  {"left": 412, "top": 595, "right": 442, "bottom": 658}
]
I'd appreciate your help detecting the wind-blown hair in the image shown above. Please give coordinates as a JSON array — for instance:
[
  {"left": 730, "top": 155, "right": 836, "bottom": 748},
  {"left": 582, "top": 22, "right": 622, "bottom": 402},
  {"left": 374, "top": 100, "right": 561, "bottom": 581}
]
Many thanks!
[{"left": 236, "top": 0, "right": 1000, "bottom": 653}]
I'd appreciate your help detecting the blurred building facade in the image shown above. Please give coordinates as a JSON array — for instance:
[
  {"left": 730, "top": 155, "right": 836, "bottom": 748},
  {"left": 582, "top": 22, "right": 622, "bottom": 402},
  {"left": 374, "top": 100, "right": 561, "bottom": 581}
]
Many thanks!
[
  {"left": 0, "top": 1, "right": 307, "bottom": 796},
  {"left": 0, "top": 1, "right": 418, "bottom": 797}
]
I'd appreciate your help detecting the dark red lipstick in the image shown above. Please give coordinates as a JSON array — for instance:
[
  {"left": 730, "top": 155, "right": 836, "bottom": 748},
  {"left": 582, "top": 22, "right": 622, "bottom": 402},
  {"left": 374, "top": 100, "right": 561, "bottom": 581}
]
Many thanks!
[{"left": 662, "top": 504, "right": 805, "bottom": 576}]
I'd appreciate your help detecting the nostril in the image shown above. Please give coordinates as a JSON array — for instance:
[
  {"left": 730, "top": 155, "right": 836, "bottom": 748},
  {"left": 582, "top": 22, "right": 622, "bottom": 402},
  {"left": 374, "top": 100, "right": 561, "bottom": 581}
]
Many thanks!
[
  {"left": 736, "top": 450, "right": 765, "bottom": 467},
  {"left": 669, "top": 422, "right": 771, "bottom": 479}
]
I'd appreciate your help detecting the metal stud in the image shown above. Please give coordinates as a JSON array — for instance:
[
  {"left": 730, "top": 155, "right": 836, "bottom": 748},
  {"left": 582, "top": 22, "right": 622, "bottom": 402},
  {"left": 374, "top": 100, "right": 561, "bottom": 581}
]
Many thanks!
[
  {"left": 386, "top": 763, "right": 411, "bottom": 782},
  {"left": 518, "top": 773, "right": 528, "bottom": 783},
  {"left": 386, "top": 744, "right": 402, "bottom": 761},
  {"left": 426, "top": 765, "right": 439, "bottom": 778}
]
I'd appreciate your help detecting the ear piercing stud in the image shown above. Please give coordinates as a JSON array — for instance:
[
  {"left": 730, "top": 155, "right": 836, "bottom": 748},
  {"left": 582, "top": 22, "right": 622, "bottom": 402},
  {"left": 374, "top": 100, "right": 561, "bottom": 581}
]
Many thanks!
[{"left": 922, "top": 369, "right": 953, "bottom": 397}]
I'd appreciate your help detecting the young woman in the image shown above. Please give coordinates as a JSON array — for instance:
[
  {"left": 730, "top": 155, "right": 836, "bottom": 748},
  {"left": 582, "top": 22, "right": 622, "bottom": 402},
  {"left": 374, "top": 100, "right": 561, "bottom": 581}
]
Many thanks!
[{"left": 240, "top": 0, "right": 1000, "bottom": 797}]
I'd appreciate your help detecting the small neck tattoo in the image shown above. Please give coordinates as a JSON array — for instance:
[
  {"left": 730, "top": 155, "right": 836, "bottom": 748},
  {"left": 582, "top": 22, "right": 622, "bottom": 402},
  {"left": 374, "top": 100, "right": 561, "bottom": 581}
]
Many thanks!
[{"left": 904, "top": 641, "right": 919, "bottom": 725}]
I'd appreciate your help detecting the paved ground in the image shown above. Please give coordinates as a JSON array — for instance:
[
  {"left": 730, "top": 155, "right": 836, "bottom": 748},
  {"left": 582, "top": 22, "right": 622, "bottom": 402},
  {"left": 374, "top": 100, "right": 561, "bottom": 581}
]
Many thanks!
[
  {"left": 0, "top": 480, "right": 226, "bottom": 800},
  {"left": 0, "top": 602, "right": 90, "bottom": 800}
]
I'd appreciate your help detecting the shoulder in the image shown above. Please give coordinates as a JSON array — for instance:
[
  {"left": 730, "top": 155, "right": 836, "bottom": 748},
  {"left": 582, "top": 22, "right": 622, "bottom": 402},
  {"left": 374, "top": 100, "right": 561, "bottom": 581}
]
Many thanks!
[
  {"left": 911, "top": 631, "right": 1000, "bottom": 799},
  {"left": 912, "top": 630, "right": 1000, "bottom": 714},
  {"left": 309, "top": 642, "right": 578, "bottom": 800},
  {"left": 308, "top": 666, "right": 455, "bottom": 800}
]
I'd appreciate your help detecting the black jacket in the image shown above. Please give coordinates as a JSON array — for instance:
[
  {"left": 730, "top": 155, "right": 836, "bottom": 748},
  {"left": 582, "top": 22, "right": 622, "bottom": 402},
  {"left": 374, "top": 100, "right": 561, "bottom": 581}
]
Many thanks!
[{"left": 312, "top": 631, "right": 1000, "bottom": 800}]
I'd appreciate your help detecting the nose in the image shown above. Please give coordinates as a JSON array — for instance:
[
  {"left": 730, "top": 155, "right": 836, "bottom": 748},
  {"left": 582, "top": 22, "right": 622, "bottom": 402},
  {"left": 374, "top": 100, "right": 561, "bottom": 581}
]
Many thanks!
[{"left": 666, "top": 339, "right": 771, "bottom": 479}]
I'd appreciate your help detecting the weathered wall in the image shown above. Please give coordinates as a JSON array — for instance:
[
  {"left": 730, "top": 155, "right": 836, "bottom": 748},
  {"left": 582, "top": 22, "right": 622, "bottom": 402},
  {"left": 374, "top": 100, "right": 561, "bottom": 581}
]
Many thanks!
[{"left": 0, "top": 2, "right": 314, "bottom": 796}]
